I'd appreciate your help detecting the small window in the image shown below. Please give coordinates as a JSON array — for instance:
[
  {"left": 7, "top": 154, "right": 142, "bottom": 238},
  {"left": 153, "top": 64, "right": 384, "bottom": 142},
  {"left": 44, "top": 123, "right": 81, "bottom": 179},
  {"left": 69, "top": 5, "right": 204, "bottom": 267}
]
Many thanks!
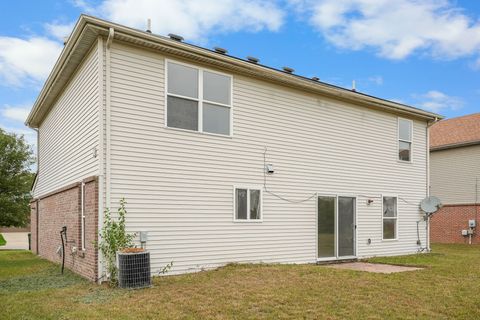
[
  {"left": 166, "top": 61, "right": 232, "bottom": 135},
  {"left": 398, "top": 119, "right": 412, "bottom": 161},
  {"left": 382, "top": 196, "right": 397, "bottom": 240},
  {"left": 235, "top": 187, "right": 262, "bottom": 221}
]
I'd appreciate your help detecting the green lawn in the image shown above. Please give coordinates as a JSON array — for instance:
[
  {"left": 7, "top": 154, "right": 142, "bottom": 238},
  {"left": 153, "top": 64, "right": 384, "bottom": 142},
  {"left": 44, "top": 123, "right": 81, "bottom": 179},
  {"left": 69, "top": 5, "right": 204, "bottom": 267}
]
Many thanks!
[
  {"left": 0, "top": 244, "right": 479, "bottom": 319},
  {"left": 0, "top": 234, "right": 6, "bottom": 246}
]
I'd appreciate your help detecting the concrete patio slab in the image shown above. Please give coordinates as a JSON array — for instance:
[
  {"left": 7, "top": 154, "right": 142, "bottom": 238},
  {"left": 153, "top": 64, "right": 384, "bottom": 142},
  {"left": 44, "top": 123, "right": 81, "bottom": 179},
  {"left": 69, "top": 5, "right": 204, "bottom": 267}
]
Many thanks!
[
  {"left": 325, "top": 262, "right": 422, "bottom": 273},
  {"left": 0, "top": 232, "right": 29, "bottom": 250}
]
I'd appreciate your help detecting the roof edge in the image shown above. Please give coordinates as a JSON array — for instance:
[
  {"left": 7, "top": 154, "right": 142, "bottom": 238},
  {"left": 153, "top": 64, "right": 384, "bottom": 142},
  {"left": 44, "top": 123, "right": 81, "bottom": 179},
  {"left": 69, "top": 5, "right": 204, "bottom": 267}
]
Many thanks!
[
  {"left": 26, "top": 15, "right": 90, "bottom": 127},
  {"left": 26, "top": 15, "right": 443, "bottom": 128},
  {"left": 430, "top": 140, "right": 480, "bottom": 151}
]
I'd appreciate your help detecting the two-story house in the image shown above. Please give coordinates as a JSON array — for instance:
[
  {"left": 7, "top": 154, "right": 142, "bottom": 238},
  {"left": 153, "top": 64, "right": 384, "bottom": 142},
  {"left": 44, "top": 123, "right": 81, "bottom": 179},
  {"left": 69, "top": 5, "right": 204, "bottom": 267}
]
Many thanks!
[
  {"left": 26, "top": 15, "right": 442, "bottom": 281},
  {"left": 430, "top": 113, "right": 479, "bottom": 244}
]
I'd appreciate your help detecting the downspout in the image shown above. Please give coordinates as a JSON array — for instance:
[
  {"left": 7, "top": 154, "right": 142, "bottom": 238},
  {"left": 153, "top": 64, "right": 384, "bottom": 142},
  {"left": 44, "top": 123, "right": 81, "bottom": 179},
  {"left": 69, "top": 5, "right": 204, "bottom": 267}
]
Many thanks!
[
  {"left": 97, "top": 37, "right": 105, "bottom": 282},
  {"left": 426, "top": 117, "right": 439, "bottom": 252},
  {"left": 106, "top": 27, "right": 114, "bottom": 212},
  {"left": 96, "top": 28, "right": 113, "bottom": 282}
]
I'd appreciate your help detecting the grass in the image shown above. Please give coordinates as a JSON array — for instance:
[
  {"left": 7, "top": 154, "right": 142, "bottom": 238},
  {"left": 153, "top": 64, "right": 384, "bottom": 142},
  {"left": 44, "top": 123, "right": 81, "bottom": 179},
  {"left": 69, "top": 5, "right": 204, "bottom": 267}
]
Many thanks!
[
  {"left": 0, "top": 234, "right": 6, "bottom": 246},
  {"left": 0, "top": 244, "right": 479, "bottom": 319}
]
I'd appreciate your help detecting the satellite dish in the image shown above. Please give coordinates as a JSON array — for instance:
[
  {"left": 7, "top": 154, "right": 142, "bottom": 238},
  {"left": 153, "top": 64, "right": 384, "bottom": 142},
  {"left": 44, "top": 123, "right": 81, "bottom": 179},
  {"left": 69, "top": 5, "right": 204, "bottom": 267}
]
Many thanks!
[{"left": 420, "top": 196, "right": 442, "bottom": 215}]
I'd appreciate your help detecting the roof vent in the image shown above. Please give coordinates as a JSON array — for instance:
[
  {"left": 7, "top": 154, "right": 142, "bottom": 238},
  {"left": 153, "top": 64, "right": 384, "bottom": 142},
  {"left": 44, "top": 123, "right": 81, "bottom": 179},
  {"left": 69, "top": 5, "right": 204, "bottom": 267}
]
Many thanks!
[
  {"left": 214, "top": 47, "right": 227, "bottom": 54},
  {"left": 312, "top": 77, "right": 320, "bottom": 81},
  {"left": 146, "top": 18, "right": 152, "bottom": 33},
  {"left": 247, "top": 56, "right": 259, "bottom": 64},
  {"left": 168, "top": 33, "right": 184, "bottom": 42},
  {"left": 283, "top": 67, "right": 294, "bottom": 74}
]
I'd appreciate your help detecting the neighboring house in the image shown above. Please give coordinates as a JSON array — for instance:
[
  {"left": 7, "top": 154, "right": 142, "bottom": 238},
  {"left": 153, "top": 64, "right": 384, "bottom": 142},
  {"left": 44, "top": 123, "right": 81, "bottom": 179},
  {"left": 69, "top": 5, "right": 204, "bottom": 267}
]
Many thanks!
[
  {"left": 26, "top": 15, "right": 441, "bottom": 281},
  {"left": 430, "top": 113, "right": 480, "bottom": 244}
]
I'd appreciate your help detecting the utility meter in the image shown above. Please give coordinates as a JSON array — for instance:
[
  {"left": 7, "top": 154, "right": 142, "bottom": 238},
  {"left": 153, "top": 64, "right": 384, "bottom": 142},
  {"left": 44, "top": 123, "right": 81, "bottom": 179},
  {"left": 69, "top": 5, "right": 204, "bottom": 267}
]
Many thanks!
[{"left": 469, "top": 220, "right": 476, "bottom": 228}]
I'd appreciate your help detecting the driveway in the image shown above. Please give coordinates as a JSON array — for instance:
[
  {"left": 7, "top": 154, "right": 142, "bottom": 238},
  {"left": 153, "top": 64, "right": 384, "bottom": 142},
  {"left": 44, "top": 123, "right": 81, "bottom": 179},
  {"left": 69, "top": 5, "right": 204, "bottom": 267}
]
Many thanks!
[{"left": 1, "top": 232, "right": 29, "bottom": 250}]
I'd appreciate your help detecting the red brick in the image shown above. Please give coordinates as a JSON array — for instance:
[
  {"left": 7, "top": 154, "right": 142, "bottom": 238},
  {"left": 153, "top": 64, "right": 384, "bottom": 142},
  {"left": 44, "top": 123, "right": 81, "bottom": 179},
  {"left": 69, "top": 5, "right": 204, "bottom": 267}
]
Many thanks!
[
  {"left": 430, "top": 204, "right": 479, "bottom": 244},
  {"left": 30, "top": 178, "right": 98, "bottom": 281}
]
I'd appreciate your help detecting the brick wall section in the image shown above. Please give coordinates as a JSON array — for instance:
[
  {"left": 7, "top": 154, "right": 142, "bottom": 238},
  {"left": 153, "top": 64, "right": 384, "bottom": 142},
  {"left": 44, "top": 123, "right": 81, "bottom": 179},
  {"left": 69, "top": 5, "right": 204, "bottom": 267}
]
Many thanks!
[
  {"left": 430, "top": 204, "right": 479, "bottom": 244},
  {"left": 30, "top": 177, "right": 98, "bottom": 281}
]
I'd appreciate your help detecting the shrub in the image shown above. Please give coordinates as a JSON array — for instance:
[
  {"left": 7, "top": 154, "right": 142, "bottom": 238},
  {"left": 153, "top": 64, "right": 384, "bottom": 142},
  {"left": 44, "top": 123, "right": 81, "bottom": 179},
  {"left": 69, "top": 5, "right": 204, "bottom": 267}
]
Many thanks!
[{"left": 98, "top": 198, "right": 135, "bottom": 286}]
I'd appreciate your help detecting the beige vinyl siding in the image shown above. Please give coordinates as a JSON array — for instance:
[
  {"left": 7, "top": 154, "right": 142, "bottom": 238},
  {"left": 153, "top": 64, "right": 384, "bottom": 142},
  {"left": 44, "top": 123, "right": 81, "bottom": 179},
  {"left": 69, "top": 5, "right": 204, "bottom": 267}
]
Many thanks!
[
  {"left": 34, "top": 43, "right": 100, "bottom": 198},
  {"left": 109, "top": 42, "right": 428, "bottom": 274},
  {"left": 430, "top": 145, "right": 480, "bottom": 205}
]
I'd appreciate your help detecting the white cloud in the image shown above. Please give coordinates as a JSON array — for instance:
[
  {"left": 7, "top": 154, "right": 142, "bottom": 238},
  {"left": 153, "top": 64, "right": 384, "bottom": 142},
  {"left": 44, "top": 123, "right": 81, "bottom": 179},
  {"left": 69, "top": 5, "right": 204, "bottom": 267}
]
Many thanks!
[
  {"left": 1, "top": 105, "right": 31, "bottom": 122},
  {"left": 95, "top": 0, "right": 284, "bottom": 41},
  {"left": 0, "top": 36, "right": 62, "bottom": 86},
  {"left": 291, "top": 0, "right": 480, "bottom": 60},
  {"left": 368, "top": 75, "right": 383, "bottom": 86},
  {"left": 415, "top": 90, "right": 464, "bottom": 113},
  {"left": 45, "top": 22, "right": 75, "bottom": 41}
]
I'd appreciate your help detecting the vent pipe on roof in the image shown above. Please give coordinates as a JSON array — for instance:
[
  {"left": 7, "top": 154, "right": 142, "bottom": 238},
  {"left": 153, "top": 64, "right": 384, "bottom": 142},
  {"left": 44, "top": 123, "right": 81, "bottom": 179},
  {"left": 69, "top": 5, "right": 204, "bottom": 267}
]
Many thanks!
[
  {"left": 247, "top": 56, "right": 259, "bottom": 64},
  {"left": 146, "top": 18, "right": 152, "bottom": 33},
  {"left": 283, "top": 67, "right": 294, "bottom": 73},
  {"left": 352, "top": 80, "right": 356, "bottom": 92},
  {"left": 214, "top": 47, "right": 227, "bottom": 54},
  {"left": 168, "top": 33, "right": 184, "bottom": 42}
]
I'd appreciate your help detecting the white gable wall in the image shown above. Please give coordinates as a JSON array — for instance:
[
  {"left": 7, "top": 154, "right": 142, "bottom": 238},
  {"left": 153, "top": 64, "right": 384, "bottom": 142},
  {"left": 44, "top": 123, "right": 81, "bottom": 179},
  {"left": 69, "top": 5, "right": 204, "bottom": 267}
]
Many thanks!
[
  {"left": 430, "top": 145, "right": 480, "bottom": 205},
  {"left": 108, "top": 42, "right": 428, "bottom": 275},
  {"left": 34, "top": 43, "right": 100, "bottom": 198}
]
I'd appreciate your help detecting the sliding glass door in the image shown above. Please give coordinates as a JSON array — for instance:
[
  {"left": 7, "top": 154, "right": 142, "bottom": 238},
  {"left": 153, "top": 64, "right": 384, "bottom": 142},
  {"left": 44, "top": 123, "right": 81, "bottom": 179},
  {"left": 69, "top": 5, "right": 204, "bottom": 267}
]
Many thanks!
[
  {"left": 317, "top": 195, "right": 356, "bottom": 260},
  {"left": 318, "top": 196, "right": 336, "bottom": 259}
]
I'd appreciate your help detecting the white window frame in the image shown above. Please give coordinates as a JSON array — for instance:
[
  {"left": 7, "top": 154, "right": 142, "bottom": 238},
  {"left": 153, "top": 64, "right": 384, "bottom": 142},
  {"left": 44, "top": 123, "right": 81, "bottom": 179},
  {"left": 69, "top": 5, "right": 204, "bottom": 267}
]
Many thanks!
[
  {"left": 381, "top": 195, "right": 398, "bottom": 241},
  {"left": 316, "top": 193, "right": 357, "bottom": 261},
  {"left": 397, "top": 117, "right": 413, "bottom": 163},
  {"left": 232, "top": 185, "right": 263, "bottom": 223},
  {"left": 80, "top": 182, "right": 86, "bottom": 251},
  {"left": 165, "top": 59, "right": 233, "bottom": 137}
]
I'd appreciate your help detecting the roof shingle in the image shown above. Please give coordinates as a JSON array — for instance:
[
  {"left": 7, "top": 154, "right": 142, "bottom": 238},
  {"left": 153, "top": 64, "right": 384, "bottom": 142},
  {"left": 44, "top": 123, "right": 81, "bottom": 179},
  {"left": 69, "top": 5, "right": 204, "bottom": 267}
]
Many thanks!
[{"left": 430, "top": 113, "right": 480, "bottom": 150}]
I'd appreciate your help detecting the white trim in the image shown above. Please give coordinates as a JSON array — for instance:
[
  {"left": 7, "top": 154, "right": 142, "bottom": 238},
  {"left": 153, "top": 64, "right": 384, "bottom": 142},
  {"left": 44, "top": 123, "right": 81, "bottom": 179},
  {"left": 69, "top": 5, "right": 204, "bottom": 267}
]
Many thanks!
[
  {"left": 105, "top": 28, "right": 113, "bottom": 210},
  {"left": 165, "top": 58, "right": 233, "bottom": 137},
  {"left": 232, "top": 185, "right": 263, "bottom": 223},
  {"left": 381, "top": 194, "right": 399, "bottom": 241},
  {"left": 80, "top": 182, "right": 86, "bottom": 251},
  {"left": 398, "top": 117, "right": 413, "bottom": 163},
  {"left": 316, "top": 194, "right": 357, "bottom": 261},
  {"left": 97, "top": 36, "right": 105, "bottom": 282}
]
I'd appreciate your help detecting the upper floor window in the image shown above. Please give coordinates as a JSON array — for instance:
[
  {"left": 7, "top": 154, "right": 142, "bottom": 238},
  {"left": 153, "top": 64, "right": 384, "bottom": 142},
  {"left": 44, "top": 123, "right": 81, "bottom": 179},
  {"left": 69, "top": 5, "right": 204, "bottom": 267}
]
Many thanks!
[
  {"left": 166, "top": 61, "right": 232, "bottom": 136},
  {"left": 398, "top": 118, "right": 412, "bottom": 162}
]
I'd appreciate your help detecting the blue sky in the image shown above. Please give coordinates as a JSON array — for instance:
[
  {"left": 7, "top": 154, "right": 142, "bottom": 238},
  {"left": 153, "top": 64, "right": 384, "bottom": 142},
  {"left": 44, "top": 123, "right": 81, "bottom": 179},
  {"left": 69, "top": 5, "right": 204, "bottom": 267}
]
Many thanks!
[{"left": 1, "top": 0, "right": 479, "bottom": 148}]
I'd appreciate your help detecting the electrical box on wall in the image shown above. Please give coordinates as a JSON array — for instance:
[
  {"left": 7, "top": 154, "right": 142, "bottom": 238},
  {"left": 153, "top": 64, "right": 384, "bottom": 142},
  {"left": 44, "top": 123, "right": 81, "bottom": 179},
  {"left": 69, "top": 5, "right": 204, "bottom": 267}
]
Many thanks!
[
  {"left": 461, "top": 230, "right": 468, "bottom": 236},
  {"left": 140, "top": 231, "right": 148, "bottom": 243},
  {"left": 468, "top": 220, "right": 476, "bottom": 228}
]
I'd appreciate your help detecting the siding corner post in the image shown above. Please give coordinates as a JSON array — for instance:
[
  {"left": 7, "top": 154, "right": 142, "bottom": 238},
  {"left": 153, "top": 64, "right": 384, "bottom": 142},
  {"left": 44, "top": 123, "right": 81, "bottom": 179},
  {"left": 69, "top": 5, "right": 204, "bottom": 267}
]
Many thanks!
[{"left": 106, "top": 27, "right": 114, "bottom": 210}]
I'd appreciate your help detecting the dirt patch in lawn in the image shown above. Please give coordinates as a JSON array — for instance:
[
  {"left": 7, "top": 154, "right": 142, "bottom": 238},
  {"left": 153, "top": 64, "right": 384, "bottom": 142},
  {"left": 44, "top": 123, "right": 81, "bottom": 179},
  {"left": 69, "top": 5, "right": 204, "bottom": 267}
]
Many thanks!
[{"left": 325, "top": 262, "right": 423, "bottom": 273}]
